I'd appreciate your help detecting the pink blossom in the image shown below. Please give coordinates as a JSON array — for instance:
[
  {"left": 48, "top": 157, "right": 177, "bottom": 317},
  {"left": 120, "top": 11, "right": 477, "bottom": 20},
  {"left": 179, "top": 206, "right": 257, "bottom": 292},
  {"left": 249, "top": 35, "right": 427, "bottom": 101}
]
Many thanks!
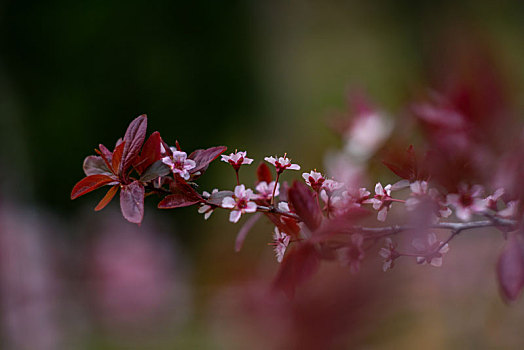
[
  {"left": 256, "top": 181, "right": 280, "bottom": 200},
  {"left": 412, "top": 233, "right": 450, "bottom": 267},
  {"left": 277, "top": 202, "right": 290, "bottom": 213},
  {"left": 322, "top": 179, "right": 345, "bottom": 193},
  {"left": 486, "top": 188, "right": 504, "bottom": 211},
  {"left": 446, "top": 184, "right": 487, "bottom": 221},
  {"left": 379, "top": 238, "right": 398, "bottom": 271},
  {"left": 344, "top": 108, "right": 393, "bottom": 160},
  {"left": 221, "top": 185, "right": 257, "bottom": 223},
  {"left": 198, "top": 189, "right": 218, "bottom": 220},
  {"left": 364, "top": 182, "right": 393, "bottom": 222},
  {"left": 221, "top": 150, "right": 253, "bottom": 170},
  {"left": 270, "top": 227, "right": 290, "bottom": 263},
  {"left": 405, "top": 181, "right": 451, "bottom": 220},
  {"left": 302, "top": 170, "right": 325, "bottom": 192},
  {"left": 264, "top": 155, "right": 300, "bottom": 174},
  {"left": 320, "top": 190, "right": 357, "bottom": 217},
  {"left": 337, "top": 234, "right": 365, "bottom": 274},
  {"left": 498, "top": 200, "right": 519, "bottom": 218},
  {"left": 161, "top": 148, "right": 196, "bottom": 180}
]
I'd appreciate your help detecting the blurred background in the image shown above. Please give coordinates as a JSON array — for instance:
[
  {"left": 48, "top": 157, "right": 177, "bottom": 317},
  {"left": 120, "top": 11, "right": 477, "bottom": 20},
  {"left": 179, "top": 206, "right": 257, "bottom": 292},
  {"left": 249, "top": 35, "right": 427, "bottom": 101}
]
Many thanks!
[{"left": 1, "top": 0, "right": 524, "bottom": 349}]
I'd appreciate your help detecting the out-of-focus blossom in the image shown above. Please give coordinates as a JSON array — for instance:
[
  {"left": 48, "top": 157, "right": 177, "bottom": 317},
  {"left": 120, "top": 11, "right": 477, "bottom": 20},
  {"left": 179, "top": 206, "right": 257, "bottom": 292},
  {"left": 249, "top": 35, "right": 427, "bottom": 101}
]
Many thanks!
[
  {"left": 264, "top": 155, "right": 300, "bottom": 174},
  {"left": 161, "top": 148, "right": 196, "bottom": 180},
  {"left": 302, "top": 170, "right": 325, "bottom": 192},
  {"left": 256, "top": 181, "right": 280, "bottom": 200},
  {"left": 337, "top": 234, "right": 365, "bottom": 274},
  {"left": 446, "top": 184, "right": 487, "bottom": 221},
  {"left": 412, "top": 233, "right": 450, "bottom": 267},
  {"left": 379, "top": 238, "right": 398, "bottom": 272},
  {"left": 344, "top": 107, "right": 393, "bottom": 160},
  {"left": 405, "top": 181, "right": 452, "bottom": 220},
  {"left": 221, "top": 150, "right": 253, "bottom": 170},
  {"left": 271, "top": 228, "right": 290, "bottom": 263},
  {"left": 0, "top": 205, "right": 63, "bottom": 350},
  {"left": 87, "top": 213, "right": 191, "bottom": 335},
  {"left": 222, "top": 185, "right": 257, "bottom": 223},
  {"left": 498, "top": 200, "right": 519, "bottom": 218},
  {"left": 322, "top": 179, "right": 345, "bottom": 193},
  {"left": 486, "top": 188, "right": 505, "bottom": 211}
]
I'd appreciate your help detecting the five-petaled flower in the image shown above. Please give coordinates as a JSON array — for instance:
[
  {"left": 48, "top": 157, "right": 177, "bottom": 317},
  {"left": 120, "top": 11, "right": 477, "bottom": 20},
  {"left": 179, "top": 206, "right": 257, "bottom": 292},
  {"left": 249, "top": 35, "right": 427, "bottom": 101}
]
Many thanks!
[
  {"left": 412, "top": 233, "right": 450, "bottom": 267},
  {"left": 379, "top": 238, "right": 398, "bottom": 271},
  {"left": 221, "top": 150, "right": 253, "bottom": 170},
  {"left": 221, "top": 185, "right": 257, "bottom": 223},
  {"left": 302, "top": 170, "right": 325, "bottom": 192},
  {"left": 255, "top": 181, "right": 280, "bottom": 201},
  {"left": 365, "top": 182, "right": 393, "bottom": 222},
  {"left": 161, "top": 148, "right": 196, "bottom": 180},
  {"left": 270, "top": 227, "right": 290, "bottom": 263},
  {"left": 264, "top": 155, "right": 300, "bottom": 174},
  {"left": 446, "top": 184, "right": 487, "bottom": 221}
]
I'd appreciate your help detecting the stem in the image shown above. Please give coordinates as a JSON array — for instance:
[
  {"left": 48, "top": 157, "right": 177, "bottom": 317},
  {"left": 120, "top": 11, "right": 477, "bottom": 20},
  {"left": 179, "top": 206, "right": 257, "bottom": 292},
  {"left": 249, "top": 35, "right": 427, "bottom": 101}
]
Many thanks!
[
  {"left": 271, "top": 172, "right": 280, "bottom": 205},
  {"left": 235, "top": 169, "right": 240, "bottom": 186},
  {"left": 257, "top": 205, "right": 299, "bottom": 220}
]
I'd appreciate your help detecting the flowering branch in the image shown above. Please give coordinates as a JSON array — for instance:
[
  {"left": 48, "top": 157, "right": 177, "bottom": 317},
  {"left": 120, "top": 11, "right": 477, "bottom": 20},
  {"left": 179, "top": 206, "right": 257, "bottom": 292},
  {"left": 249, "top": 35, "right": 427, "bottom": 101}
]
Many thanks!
[{"left": 71, "top": 113, "right": 524, "bottom": 302}]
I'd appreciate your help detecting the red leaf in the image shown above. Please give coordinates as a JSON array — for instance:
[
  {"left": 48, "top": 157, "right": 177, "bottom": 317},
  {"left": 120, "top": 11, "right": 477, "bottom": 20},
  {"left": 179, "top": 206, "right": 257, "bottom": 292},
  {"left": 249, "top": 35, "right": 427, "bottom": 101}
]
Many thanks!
[
  {"left": 382, "top": 145, "right": 428, "bottom": 181},
  {"left": 120, "top": 114, "right": 148, "bottom": 174},
  {"left": 497, "top": 233, "right": 524, "bottom": 302},
  {"left": 71, "top": 174, "right": 116, "bottom": 199},
  {"left": 112, "top": 141, "right": 126, "bottom": 174},
  {"left": 83, "top": 156, "right": 111, "bottom": 176},
  {"left": 158, "top": 193, "right": 201, "bottom": 209},
  {"left": 119, "top": 181, "right": 145, "bottom": 224},
  {"left": 256, "top": 162, "right": 272, "bottom": 183},
  {"left": 235, "top": 213, "right": 262, "bottom": 252},
  {"left": 94, "top": 185, "right": 119, "bottom": 211},
  {"left": 159, "top": 178, "right": 203, "bottom": 208},
  {"left": 272, "top": 242, "right": 320, "bottom": 298},
  {"left": 97, "top": 144, "right": 114, "bottom": 173},
  {"left": 134, "top": 131, "right": 162, "bottom": 174},
  {"left": 189, "top": 146, "right": 227, "bottom": 176},
  {"left": 288, "top": 181, "right": 322, "bottom": 231},
  {"left": 206, "top": 190, "right": 234, "bottom": 206}
]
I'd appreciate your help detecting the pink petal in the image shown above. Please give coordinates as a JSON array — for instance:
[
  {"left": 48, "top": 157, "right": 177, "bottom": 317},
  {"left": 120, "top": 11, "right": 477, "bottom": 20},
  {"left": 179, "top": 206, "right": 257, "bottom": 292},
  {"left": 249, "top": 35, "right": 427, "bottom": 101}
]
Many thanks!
[
  {"left": 221, "top": 197, "right": 236, "bottom": 208},
  {"left": 229, "top": 210, "right": 242, "bottom": 223}
]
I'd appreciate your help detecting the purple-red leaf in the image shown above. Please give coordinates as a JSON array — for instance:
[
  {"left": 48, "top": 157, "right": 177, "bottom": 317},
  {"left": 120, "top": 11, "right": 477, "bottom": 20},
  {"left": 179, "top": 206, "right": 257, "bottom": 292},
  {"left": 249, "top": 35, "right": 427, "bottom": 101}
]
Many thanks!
[
  {"left": 94, "top": 185, "right": 119, "bottom": 211},
  {"left": 272, "top": 242, "right": 320, "bottom": 298},
  {"left": 189, "top": 146, "right": 227, "bottom": 176},
  {"left": 206, "top": 190, "right": 234, "bottom": 206},
  {"left": 120, "top": 114, "right": 148, "bottom": 174},
  {"left": 235, "top": 213, "right": 262, "bottom": 252},
  {"left": 71, "top": 174, "right": 116, "bottom": 200},
  {"left": 140, "top": 160, "right": 171, "bottom": 183},
  {"left": 120, "top": 181, "right": 145, "bottom": 224},
  {"left": 112, "top": 140, "right": 126, "bottom": 173},
  {"left": 83, "top": 156, "right": 111, "bottom": 176},
  {"left": 159, "top": 178, "right": 203, "bottom": 209},
  {"left": 497, "top": 232, "right": 524, "bottom": 302},
  {"left": 256, "top": 162, "right": 272, "bottom": 183},
  {"left": 134, "top": 131, "right": 162, "bottom": 174},
  {"left": 97, "top": 144, "right": 114, "bottom": 173},
  {"left": 288, "top": 181, "right": 322, "bottom": 231},
  {"left": 158, "top": 194, "right": 201, "bottom": 209}
]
